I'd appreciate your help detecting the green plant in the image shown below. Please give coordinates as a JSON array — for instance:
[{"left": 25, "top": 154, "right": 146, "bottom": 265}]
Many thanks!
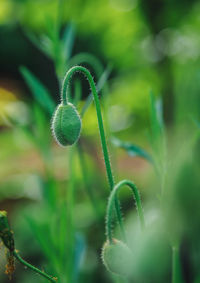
[
  {"left": 0, "top": 211, "right": 57, "bottom": 282},
  {"left": 50, "top": 65, "right": 147, "bottom": 281},
  {"left": 18, "top": 4, "right": 111, "bottom": 280},
  {"left": 109, "top": 92, "right": 185, "bottom": 282},
  {"left": 101, "top": 179, "right": 145, "bottom": 278},
  {"left": 1, "top": 0, "right": 200, "bottom": 282},
  {"left": 51, "top": 65, "right": 125, "bottom": 239},
  {"left": 105, "top": 179, "right": 145, "bottom": 244}
]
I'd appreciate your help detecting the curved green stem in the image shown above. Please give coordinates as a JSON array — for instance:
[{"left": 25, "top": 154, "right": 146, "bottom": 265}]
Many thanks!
[
  {"left": 61, "top": 66, "right": 125, "bottom": 239},
  {"left": 67, "top": 53, "right": 111, "bottom": 118},
  {"left": 68, "top": 53, "right": 104, "bottom": 79},
  {"left": 14, "top": 250, "right": 57, "bottom": 283},
  {"left": 80, "top": 65, "right": 112, "bottom": 117},
  {"left": 106, "top": 179, "right": 145, "bottom": 244},
  {"left": 74, "top": 82, "right": 101, "bottom": 217}
]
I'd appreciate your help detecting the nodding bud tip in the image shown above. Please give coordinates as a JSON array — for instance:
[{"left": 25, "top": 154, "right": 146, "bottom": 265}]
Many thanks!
[
  {"left": 51, "top": 103, "right": 82, "bottom": 146},
  {"left": 101, "top": 238, "right": 133, "bottom": 278}
]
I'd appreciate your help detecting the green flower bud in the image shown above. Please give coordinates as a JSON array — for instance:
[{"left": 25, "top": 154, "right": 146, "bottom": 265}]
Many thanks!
[
  {"left": 101, "top": 238, "right": 133, "bottom": 278},
  {"left": 0, "top": 211, "right": 15, "bottom": 252},
  {"left": 51, "top": 103, "right": 81, "bottom": 146}
]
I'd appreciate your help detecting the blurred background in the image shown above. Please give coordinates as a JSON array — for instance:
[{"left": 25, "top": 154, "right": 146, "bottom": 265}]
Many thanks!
[{"left": 0, "top": 0, "right": 200, "bottom": 282}]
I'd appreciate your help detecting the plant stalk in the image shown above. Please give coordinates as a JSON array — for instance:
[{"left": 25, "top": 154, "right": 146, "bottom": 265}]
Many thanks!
[
  {"left": 106, "top": 179, "right": 145, "bottom": 243},
  {"left": 61, "top": 66, "right": 125, "bottom": 240},
  {"left": 14, "top": 250, "right": 57, "bottom": 283},
  {"left": 172, "top": 243, "right": 184, "bottom": 283}
]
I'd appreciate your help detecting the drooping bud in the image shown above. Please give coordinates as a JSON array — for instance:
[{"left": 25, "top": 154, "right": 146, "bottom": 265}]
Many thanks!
[
  {"left": 51, "top": 103, "right": 81, "bottom": 146},
  {"left": 101, "top": 238, "right": 133, "bottom": 278}
]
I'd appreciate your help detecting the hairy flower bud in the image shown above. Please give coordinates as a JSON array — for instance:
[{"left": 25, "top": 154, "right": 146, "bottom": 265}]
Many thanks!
[
  {"left": 51, "top": 103, "right": 81, "bottom": 146},
  {"left": 101, "top": 238, "right": 133, "bottom": 278}
]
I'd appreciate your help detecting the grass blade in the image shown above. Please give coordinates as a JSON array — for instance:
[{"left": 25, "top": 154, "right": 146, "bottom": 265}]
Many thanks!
[
  {"left": 111, "top": 137, "right": 153, "bottom": 163},
  {"left": 62, "top": 24, "right": 76, "bottom": 61},
  {"left": 20, "top": 66, "right": 55, "bottom": 114}
]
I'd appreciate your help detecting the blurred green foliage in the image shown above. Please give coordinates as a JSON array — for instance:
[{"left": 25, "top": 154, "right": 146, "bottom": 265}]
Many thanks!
[{"left": 0, "top": 0, "right": 200, "bottom": 282}]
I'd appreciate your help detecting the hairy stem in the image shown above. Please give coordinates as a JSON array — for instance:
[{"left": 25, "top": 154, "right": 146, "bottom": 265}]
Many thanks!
[
  {"left": 66, "top": 146, "right": 76, "bottom": 282},
  {"left": 106, "top": 179, "right": 145, "bottom": 244},
  {"left": 68, "top": 52, "right": 104, "bottom": 79},
  {"left": 80, "top": 65, "right": 112, "bottom": 117},
  {"left": 68, "top": 53, "right": 111, "bottom": 118},
  {"left": 14, "top": 250, "right": 57, "bottom": 283},
  {"left": 61, "top": 66, "right": 125, "bottom": 239}
]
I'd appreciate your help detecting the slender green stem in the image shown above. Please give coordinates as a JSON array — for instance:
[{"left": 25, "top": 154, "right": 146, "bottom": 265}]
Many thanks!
[
  {"left": 68, "top": 52, "right": 104, "bottom": 79},
  {"left": 172, "top": 243, "right": 183, "bottom": 283},
  {"left": 66, "top": 146, "right": 76, "bottom": 282},
  {"left": 68, "top": 53, "right": 112, "bottom": 117},
  {"left": 74, "top": 79, "right": 102, "bottom": 219},
  {"left": 172, "top": 245, "right": 178, "bottom": 283},
  {"left": 106, "top": 179, "right": 145, "bottom": 244},
  {"left": 74, "top": 79, "right": 101, "bottom": 219},
  {"left": 14, "top": 250, "right": 57, "bottom": 283},
  {"left": 80, "top": 65, "right": 112, "bottom": 117},
  {"left": 61, "top": 66, "right": 125, "bottom": 239}
]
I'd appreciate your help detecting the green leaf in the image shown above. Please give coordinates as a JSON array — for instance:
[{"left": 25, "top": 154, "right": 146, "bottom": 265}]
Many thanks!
[
  {"left": 20, "top": 66, "right": 55, "bottom": 114},
  {"left": 26, "top": 216, "right": 59, "bottom": 270},
  {"left": 62, "top": 23, "right": 76, "bottom": 61},
  {"left": 32, "top": 104, "right": 51, "bottom": 146},
  {"left": 111, "top": 137, "right": 153, "bottom": 163},
  {"left": 23, "top": 29, "right": 53, "bottom": 58},
  {"left": 192, "top": 117, "right": 200, "bottom": 129},
  {"left": 73, "top": 233, "right": 86, "bottom": 280}
]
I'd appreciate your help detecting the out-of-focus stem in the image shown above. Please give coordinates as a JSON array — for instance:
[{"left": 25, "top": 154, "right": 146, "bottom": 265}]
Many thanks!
[{"left": 172, "top": 243, "right": 184, "bottom": 283}]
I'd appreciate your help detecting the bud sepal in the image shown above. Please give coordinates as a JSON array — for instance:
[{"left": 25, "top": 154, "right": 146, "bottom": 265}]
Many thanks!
[{"left": 51, "top": 103, "right": 81, "bottom": 146}]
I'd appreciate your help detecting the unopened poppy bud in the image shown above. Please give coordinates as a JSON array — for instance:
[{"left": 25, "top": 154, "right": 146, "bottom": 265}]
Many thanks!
[
  {"left": 101, "top": 238, "right": 133, "bottom": 278},
  {"left": 0, "top": 211, "right": 15, "bottom": 252},
  {"left": 51, "top": 103, "right": 81, "bottom": 146}
]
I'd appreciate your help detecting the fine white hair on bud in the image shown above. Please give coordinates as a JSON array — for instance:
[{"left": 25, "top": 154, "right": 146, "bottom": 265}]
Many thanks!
[
  {"left": 101, "top": 238, "right": 133, "bottom": 278},
  {"left": 51, "top": 103, "right": 82, "bottom": 146}
]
